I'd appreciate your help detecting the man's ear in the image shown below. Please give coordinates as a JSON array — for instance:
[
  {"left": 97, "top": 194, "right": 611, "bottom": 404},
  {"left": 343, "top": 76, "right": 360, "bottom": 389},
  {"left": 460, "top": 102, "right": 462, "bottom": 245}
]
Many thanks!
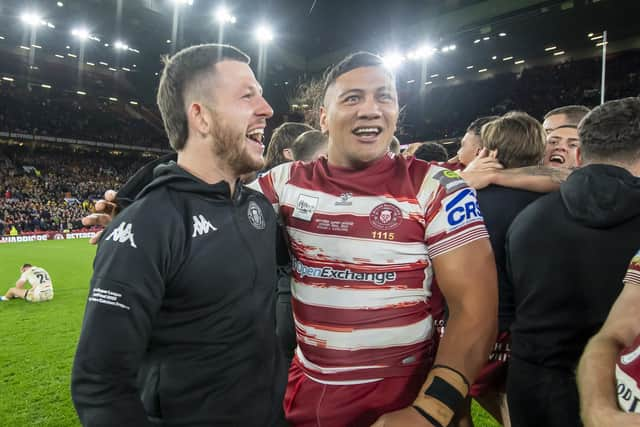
[
  {"left": 187, "top": 102, "right": 210, "bottom": 137},
  {"left": 576, "top": 146, "right": 583, "bottom": 167},
  {"left": 282, "top": 148, "right": 294, "bottom": 161},
  {"left": 319, "top": 106, "right": 328, "bottom": 134}
]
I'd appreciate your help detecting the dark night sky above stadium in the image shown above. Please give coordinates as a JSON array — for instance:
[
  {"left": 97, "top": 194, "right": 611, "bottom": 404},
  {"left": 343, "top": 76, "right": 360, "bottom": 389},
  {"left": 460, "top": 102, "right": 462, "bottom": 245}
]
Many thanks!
[{"left": 0, "top": 0, "right": 638, "bottom": 110}]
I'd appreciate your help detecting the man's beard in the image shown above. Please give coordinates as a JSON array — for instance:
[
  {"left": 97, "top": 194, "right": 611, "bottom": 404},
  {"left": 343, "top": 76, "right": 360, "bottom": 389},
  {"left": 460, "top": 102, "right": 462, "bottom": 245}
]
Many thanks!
[{"left": 209, "top": 114, "right": 265, "bottom": 176}]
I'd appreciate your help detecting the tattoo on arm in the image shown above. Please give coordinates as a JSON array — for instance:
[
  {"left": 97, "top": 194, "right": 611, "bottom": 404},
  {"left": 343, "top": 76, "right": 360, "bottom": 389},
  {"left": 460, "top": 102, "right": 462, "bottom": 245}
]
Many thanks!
[{"left": 502, "top": 166, "right": 572, "bottom": 184}]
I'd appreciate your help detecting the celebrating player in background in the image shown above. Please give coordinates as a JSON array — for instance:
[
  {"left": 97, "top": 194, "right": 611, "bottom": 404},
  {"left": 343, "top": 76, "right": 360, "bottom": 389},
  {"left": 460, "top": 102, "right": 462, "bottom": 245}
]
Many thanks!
[
  {"left": 541, "top": 105, "right": 590, "bottom": 170},
  {"left": 506, "top": 97, "right": 640, "bottom": 427},
  {"left": 1, "top": 264, "right": 54, "bottom": 303},
  {"left": 577, "top": 249, "right": 640, "bottom": 427}
]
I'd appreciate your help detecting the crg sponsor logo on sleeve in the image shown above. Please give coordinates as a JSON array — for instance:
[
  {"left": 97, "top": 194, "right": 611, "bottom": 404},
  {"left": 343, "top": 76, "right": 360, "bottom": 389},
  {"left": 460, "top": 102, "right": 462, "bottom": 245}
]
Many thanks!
[{"left": 444, "top": 188, "right": 482, "bottom": 231}]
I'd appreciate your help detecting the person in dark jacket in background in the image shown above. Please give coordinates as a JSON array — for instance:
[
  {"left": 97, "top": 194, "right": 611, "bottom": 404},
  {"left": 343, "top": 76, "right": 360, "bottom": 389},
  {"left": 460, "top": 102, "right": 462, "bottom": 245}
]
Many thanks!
[
  {"left": 71, "top": 43, "right": 287, "bottom": 426},
  {"left": 506, "top": 97, "right": 640, "bottom": 427},
  {"left": 456, "top": 112, "right": 547, "bottom": 427}
]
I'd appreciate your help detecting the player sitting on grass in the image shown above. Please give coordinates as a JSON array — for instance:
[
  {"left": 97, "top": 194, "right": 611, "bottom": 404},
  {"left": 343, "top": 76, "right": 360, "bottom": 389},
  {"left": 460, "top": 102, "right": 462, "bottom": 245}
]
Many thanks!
[{"left": 1, "top": 264, "right": 54, "bottom": 302}]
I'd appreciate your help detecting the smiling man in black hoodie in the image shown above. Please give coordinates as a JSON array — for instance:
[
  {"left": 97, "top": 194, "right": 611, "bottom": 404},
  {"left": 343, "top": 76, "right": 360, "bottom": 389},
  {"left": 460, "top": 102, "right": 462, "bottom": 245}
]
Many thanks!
[
  {"left": 71, "top": 44, "right": 287, "bottom": 426},
  {"left": 505, "top": 97, "right": 640, "bottom": 427}
]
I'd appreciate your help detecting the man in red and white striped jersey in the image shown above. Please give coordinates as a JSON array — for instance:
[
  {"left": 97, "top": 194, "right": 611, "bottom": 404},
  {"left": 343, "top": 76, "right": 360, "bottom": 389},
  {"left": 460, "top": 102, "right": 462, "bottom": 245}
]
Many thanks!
[
  {"left": 252, "top": 52, "right": 498, "bottom": 427},
  {"left": 578, "top": 249, "right": 640, "bottom": 427}
]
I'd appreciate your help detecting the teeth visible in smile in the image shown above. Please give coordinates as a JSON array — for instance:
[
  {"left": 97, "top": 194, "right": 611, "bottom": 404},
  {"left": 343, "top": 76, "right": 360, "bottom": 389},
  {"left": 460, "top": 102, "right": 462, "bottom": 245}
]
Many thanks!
[
  {"left": 353, "top": 127, "right": 381, "bottom": 135},
  {"left": 550, "top": 155, "right": 565, "bottom": 163},
  {"left": 246, "top": 128, "right": 264, "bottom": 143}
]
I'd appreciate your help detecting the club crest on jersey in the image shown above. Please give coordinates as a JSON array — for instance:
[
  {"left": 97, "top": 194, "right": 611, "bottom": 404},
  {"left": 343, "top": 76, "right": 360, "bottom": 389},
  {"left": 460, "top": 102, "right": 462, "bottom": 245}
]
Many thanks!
[
  {"left": 248, "top": 201, "right": 266, "bottom": 230},
  {"left": 292, "top": 194, "right": 319, "bottom": 222},
  {"left": 369, "top": 203, "right": 403, "bottom": 231}
]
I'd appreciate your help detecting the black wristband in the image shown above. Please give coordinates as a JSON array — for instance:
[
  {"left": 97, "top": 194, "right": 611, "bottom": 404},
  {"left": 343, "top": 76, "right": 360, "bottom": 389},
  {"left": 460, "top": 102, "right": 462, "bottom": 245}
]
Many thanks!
[
  {"left": 423, "top": 376, "right": 465, "bottom": 411},
  {"left": 431, "top": 364, "right": 470, "bottom": 389},
  {"left": 412, "top": 405, "right": 444, "bottom": 427}
]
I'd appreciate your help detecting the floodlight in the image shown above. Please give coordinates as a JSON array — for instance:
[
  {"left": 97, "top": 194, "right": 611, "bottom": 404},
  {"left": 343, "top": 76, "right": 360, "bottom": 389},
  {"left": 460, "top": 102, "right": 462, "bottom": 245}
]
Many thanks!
[
  {"left": 114, "top": 41, "right": 129, "bottom": 51},
  {"left": 255, "top": 25, "right": 274, "bottom": 43},
  {"left": 215, "top": 7, "right": 236, "bottom": 24},
  {"left": 173, "top": 0, "right": 194, "bottom": 5},
  {"left": 71, "top": 27, "right": 90, "bottom": 41},
  {"left": 20, "top": 12, "right": 44, "bottom": 27},
  {"left": 408, "top": 44, "right": 435, "bottom": 60},
  {"left": 381, "top": 52, "right": 405, "bottom": 70}
]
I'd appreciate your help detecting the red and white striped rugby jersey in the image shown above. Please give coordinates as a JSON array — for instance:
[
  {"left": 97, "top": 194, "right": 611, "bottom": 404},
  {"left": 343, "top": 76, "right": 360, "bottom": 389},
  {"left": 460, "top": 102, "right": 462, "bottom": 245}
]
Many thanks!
[
  {"left": 625, "top": 249, "right": 640, "bottom": 286},
  {"left": 254, "top": 153, "right": 489, "bottom": 383}
]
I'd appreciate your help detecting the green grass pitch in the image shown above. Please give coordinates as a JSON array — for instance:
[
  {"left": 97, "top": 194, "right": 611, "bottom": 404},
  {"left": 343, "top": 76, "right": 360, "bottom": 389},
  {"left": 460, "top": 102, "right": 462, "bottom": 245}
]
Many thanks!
[{"left": 0, "top": 239, "right": 500, "bottom": 426}]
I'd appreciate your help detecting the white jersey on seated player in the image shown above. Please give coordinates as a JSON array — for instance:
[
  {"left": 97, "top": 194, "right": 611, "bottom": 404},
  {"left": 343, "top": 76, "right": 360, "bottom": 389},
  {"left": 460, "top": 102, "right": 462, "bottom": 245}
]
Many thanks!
[
  {"left": 577, "top": 249, "right": 640, "bottom": 427},
  {"left": 1, "top": 264, "right": 54, "bottom": 302}
]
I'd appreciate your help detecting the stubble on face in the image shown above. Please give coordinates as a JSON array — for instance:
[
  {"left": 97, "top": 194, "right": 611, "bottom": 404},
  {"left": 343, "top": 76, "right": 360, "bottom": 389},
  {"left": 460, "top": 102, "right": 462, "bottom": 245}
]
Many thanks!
[{"left": 207, "top": 111, "right": 264, "bottom": 176}]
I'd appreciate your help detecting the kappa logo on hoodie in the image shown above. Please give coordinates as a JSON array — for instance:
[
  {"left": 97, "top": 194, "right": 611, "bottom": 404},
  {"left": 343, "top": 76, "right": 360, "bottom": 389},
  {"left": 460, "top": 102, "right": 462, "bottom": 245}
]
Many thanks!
[
  {"left": 105, "top": 222, "right": 137, "bottom": 248},
  {"left": 192, "top": 214, "right": 217, "bottom": 237}
]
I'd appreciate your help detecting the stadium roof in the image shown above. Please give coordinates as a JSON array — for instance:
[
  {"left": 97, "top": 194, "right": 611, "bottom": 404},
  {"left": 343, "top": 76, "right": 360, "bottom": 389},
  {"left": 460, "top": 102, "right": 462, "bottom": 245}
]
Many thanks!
[{"left": 0, "top": 0, "right": 638, "bottom": 109}]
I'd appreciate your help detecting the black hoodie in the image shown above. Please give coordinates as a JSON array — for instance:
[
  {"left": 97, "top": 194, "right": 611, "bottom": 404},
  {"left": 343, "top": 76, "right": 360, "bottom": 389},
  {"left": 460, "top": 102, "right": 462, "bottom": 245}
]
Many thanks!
[
  {"left": 71, "top": 162, "right": 286, "bottom": 426},
  {"left": 506, "top": 164, "right": 640, "bottom": 370}
]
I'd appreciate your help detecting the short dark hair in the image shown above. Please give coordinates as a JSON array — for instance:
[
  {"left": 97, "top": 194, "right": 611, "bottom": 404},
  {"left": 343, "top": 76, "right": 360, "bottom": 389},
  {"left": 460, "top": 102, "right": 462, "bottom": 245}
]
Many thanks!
[
  {"left": 413, "top": 142, "right": 449, "bottom": 163},
  {"left": 578, "top": 97, "right": 640, "bottom": 164},
  {"left": 264, "top": 122, "right": 314, "bottom": 169},
  {"left": 157, "top": 44, "right": 250, "bottom": 151},
  {"left": 467, "top": 116, "right": 500, "bottom": 136},
  {"left": 322, "top": 52, "right": 392, "bottom": 103},
  {"left": 544, "top": 105, "right": 591, "bottom": 125},
  {"left": 291, "top": 130, "right": 328, "bottom": 161},
  {"left": 22, "top": 263, "right": 32, "bottom": 269}
]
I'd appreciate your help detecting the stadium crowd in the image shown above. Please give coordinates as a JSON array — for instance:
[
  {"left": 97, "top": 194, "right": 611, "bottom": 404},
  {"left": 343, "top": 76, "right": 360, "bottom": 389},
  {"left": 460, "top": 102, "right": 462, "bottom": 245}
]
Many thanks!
[
  {"left": 418, "top": 51, "right": 640, "bottom": 140},
  {"left": 0, "top": 144, "right": 156, "bottom": 235},
  {"left": 0, "top": 85, "right": 168, "bottom": 148}
]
